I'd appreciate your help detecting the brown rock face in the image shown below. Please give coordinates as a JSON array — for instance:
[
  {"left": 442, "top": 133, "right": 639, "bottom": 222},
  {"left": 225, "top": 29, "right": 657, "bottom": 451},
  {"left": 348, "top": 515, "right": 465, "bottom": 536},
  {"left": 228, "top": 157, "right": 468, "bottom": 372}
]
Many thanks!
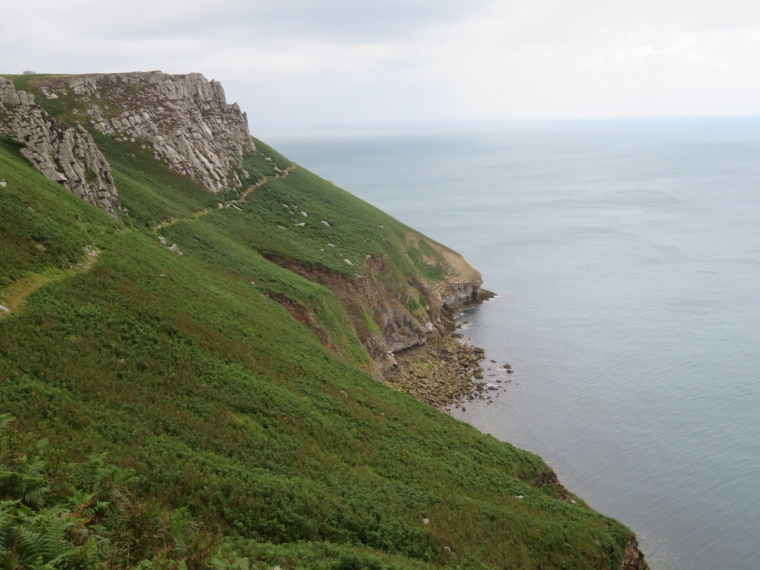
[
  {"left": 267, "top": 251, "right": 483, "bottom": 375},
  {"left": 0, "top": 77, "right": 120, "bottom": 217},
  {"left": 623, "top": 535, "right": 648, "bottom": 570}
]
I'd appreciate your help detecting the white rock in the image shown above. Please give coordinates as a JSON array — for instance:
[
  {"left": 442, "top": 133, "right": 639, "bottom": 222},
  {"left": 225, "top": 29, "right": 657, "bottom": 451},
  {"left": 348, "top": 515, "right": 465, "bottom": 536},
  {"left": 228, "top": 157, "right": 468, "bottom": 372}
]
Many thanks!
[
  {"left": 0, "top": 78, "right": 120, "bottom": 217},
  {"left": 62, "top": 72, "right": 254, "bottom": 195}
]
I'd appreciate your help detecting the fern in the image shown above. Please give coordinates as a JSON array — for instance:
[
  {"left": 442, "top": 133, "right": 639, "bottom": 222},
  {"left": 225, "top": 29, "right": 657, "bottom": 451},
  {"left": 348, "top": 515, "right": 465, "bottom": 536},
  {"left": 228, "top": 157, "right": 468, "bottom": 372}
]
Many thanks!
[
  {"left": 15, "top": 524, "right": 47, "bottom": 563},
  {"left": 41, "top": 514, "right": 74, "bottom": 563},
  {"left": 0, "top": 453, "right": 50, "bottom": 507}
]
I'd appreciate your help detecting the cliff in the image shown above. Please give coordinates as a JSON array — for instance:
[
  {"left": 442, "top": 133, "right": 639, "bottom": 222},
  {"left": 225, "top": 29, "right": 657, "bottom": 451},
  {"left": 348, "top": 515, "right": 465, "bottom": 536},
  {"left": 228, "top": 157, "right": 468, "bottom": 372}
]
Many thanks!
[
  {"left": 61, "top": 71, "right": 256, "bottom": 193},
  {"left": 0, "top": 77, "right": 119, "bottom": 216},
  {"left": 0, "top": 71, "right": 646, "bottom": 569},
  {"left": 4, "top": 72, "right": 254, "bottom": 195}
]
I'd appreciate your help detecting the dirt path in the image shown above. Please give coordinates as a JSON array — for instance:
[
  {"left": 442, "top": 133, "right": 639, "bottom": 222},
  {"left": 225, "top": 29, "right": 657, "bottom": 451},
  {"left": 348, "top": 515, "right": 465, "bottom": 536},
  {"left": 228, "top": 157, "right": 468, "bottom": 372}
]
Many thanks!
[
  {"left": 0, "top": 247, "right": 101, "bottom": 318},
  {"left": 153, "top": 165, "right": 296, "bottom": 234},
  {"left": 2, "top": 162, "right": 299, "bottom": 317}
]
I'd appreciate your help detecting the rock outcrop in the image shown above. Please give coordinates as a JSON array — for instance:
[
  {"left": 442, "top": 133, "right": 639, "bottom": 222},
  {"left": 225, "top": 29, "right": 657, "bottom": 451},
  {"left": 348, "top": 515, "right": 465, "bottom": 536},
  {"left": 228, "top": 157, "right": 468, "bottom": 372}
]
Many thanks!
[
  {"left": 438, "top": 278, "right": 483, "bottom": 305},
  {"left": 270, "top": 251, "right": 484, "bottom": 375},
  {"left": 623, "top": 535, "right": 648, "bottom": 570},
  {"left": 432, "top": 245, "right": 485, "bottom": 306},
  {"left": 0, "top": 77, "right": 119, "bottom": 217},
  {"left": 39, "top": 71, "right": 256, "bottom": 193}
]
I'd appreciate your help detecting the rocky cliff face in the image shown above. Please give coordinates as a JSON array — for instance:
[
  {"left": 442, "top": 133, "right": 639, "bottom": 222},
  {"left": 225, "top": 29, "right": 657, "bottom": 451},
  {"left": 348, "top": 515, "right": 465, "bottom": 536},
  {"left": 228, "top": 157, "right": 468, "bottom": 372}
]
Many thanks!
[
  {"left": 38, "top": 71, "right": 256, "bottom": 193},
  {"left": 0, "top": 77, "right": 119, "bottom": 216},
  {"left": 274, "top": 248, "right": 484, "bottom": 376}
]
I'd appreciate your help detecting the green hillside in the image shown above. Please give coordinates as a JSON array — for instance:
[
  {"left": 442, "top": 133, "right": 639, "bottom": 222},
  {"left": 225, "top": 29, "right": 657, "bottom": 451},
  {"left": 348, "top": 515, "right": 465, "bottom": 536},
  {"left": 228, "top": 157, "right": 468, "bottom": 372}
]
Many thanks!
[{"left": 0, "top": 103, "right": 641, "bottom": 568}]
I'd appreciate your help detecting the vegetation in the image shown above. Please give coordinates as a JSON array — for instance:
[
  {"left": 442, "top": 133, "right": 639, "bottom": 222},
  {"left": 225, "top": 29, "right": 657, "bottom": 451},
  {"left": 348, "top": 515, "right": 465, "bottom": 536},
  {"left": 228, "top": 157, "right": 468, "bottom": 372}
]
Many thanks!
[{"left": 0, "top": 104, "right": 638, "bottom": 568}]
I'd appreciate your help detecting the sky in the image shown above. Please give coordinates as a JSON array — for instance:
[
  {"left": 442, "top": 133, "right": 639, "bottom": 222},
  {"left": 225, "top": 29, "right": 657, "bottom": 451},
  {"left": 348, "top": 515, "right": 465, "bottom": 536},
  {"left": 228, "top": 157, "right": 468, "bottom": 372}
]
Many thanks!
[{"left": 3, "top": 0, "right": 760, "bottom": 128}]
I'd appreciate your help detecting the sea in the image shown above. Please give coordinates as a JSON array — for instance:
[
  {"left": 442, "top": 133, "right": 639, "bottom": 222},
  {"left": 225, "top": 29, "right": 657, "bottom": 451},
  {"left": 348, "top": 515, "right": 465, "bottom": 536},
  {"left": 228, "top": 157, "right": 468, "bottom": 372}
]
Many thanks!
[{"left": 262, "top": 118, "right": 760, "bottom": 570}]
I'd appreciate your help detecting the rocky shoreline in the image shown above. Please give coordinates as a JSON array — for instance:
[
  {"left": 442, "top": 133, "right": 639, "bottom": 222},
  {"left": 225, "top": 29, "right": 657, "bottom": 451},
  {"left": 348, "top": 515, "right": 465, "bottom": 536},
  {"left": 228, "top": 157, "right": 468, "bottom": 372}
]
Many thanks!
[{"left": 385, "top": 292, "right": 508, "bottom": 410}]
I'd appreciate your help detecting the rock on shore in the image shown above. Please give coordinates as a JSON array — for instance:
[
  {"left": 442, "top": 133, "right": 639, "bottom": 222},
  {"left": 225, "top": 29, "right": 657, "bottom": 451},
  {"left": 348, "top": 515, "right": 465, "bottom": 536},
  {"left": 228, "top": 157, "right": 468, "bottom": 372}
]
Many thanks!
[{"left": 386, "top": 335, "right": 493, "bottom": 408}]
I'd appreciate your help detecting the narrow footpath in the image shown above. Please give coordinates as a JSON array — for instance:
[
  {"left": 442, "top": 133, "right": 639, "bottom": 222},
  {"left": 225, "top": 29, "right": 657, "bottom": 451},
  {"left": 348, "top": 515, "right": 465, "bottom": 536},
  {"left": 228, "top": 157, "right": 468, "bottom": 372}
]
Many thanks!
[
  {"left": 153, "top": 165, "right": 296, "bottom": 234},
  {"left": 0, "top": 247, "right": 101, "bottom": 317}
]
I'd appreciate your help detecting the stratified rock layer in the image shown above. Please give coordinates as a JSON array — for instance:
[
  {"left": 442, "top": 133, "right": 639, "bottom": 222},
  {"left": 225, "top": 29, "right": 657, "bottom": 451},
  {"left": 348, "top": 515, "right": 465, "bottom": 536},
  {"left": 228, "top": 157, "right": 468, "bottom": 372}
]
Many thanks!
[{"left": 0, "top": 77, "right": 119, "bottom": 216}]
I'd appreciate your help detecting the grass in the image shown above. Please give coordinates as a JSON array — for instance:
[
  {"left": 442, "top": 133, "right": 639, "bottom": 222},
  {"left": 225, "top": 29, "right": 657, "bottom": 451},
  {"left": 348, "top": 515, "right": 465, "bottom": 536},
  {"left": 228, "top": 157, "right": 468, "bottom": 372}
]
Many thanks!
[
  {"left": 0, "top": 97, "right": 638, "bottom": 568},
  {"left": 0, "top": 141, "right": 119, "bottom": 288}
]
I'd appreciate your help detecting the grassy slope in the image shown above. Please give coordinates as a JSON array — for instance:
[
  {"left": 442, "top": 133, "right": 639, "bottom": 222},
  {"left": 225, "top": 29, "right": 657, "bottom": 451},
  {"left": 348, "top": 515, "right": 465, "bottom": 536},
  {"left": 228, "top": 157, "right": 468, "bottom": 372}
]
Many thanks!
[{"left": 0, "top": 133, "right": 633, "bottom": 568}]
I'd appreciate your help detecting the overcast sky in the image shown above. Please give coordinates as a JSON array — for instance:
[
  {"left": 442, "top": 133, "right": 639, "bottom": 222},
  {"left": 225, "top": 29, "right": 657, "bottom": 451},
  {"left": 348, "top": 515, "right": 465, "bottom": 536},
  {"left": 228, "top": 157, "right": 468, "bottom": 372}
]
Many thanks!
[{"left": 3, "top": 0, "right": 760, "bottom": 129}]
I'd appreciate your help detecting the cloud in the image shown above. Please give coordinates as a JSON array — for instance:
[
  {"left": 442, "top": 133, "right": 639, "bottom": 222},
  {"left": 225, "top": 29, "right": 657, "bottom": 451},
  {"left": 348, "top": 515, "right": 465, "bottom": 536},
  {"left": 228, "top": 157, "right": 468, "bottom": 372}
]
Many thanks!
[
  {"left": 413, "top": 0, "right": 760, "bottom": 119},
  {"left": 4, "top": 0, "right": 760, "bottom": 125},
  {"left": 3, "top": 0, "right": 492, "bottom": 42}
]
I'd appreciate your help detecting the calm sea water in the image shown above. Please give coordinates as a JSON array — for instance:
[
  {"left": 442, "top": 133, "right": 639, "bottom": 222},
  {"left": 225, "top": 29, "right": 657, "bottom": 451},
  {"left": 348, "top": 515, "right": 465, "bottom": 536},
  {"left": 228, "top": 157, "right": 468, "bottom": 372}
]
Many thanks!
[{"left": 263, "top": 119, "right": 760, "bottom": 570}]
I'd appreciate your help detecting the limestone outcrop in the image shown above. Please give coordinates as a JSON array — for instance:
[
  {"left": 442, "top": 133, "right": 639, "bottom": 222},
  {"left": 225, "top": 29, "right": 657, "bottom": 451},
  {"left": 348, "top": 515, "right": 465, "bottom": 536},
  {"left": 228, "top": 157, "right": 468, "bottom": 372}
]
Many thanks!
[
  {"left": 41, "top": 71, "right": 256, "bottom": 193},
  {"left": 0, "top": 77, "right": 119, "bottom": 217}
]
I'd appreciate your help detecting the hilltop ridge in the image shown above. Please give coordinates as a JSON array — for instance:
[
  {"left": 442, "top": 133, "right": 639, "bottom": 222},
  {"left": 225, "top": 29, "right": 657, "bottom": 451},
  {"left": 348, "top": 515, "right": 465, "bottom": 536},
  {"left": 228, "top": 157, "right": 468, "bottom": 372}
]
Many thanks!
[{"left": 0, "top": 71, "right": 646, "bottom": 569}]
